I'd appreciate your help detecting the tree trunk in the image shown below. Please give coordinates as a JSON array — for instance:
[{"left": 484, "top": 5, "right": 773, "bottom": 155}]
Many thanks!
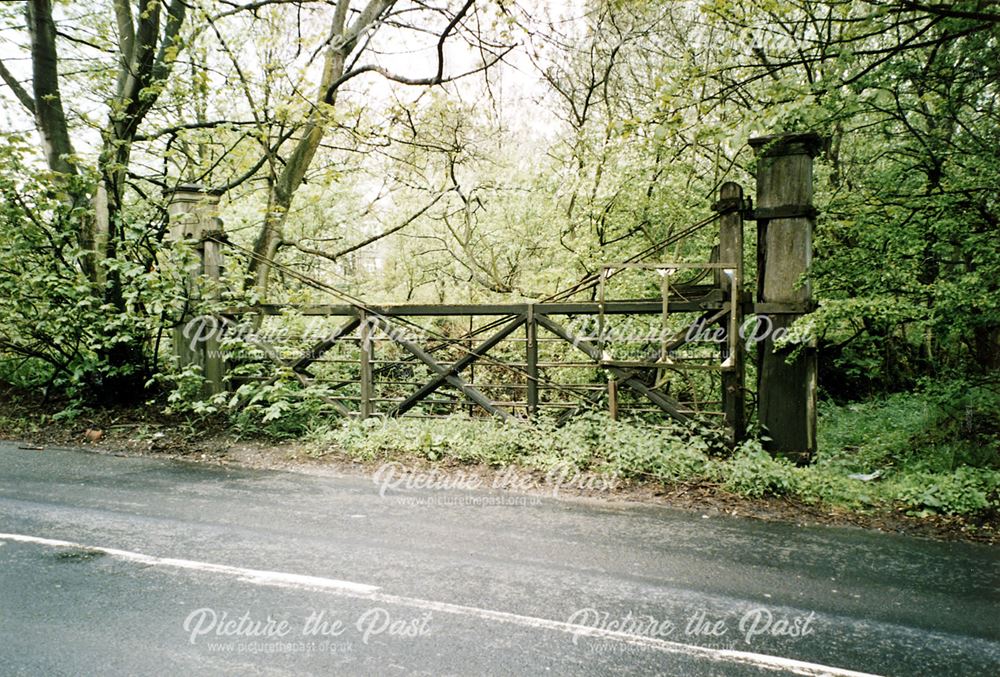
[
  {"left": 24, "top": 0, "right": 187, "bottom": 398},
  {"left": 248, "top": 38, "right": 348, "bottom": 299},
  {"left": 247, "top": 0, "right": 399, "bottom": 298},
  {"left": 26, "top": 1, "right": 76, "bottom": 176},
  {"left": 974, "top": 325, "right": 1000, "bottom": 372}
]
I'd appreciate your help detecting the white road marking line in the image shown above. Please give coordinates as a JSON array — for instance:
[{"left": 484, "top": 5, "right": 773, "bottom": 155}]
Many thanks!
[
  {"left": 371, "top": 591, "right": 884, "bottom": 677},
  {"left": 0, "top": 533, "right": 378, "bottom": 595},
  {"left": 1, "top": 532, "right": 882, "bottom": 677}
]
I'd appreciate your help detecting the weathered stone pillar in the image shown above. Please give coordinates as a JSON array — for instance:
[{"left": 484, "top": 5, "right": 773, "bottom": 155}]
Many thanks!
[
  {"left": 166, "top": 185, "right": 226, "bottom": 395},
  {"left": 748, "top": 133, "right": 821, "bottom": 462}
]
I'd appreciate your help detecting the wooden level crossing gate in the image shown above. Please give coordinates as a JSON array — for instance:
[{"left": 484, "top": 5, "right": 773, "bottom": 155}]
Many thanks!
[
  {"left": 207, "top": 184, "right": 747, "bottom": 444},
  {"left": 173, "top": 133, "right": 820, "bottom": 456}
]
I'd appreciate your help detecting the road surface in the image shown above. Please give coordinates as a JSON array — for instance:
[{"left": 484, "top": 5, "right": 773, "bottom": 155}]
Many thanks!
[{"left": 0, "top": 441, "right": 997, "bottom": 676}]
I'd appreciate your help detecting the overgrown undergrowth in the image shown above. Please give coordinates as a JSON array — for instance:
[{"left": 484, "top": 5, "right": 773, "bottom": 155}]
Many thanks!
[
  {"left": 279, "top": 382, "right": 999, "bottom": 520},
  {"left": 3, "top": 377, "right": 998, "bottom": 524}
]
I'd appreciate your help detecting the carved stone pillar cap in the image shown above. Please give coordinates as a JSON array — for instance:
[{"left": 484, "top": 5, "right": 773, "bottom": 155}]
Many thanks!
[
  {"left": 166, "top": 184, "right": 225, "bottom": 242},
  {"left": 167, "top": 183, "right": 225, "bottom": 201},
  {"left": 749, "top": 132, "right": 824, "bottom": 158}
]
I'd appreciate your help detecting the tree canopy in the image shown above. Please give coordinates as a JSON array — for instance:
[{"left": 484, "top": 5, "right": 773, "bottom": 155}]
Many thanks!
[{"left": 0, "top": 0, "right": 997, "bottom": 400}]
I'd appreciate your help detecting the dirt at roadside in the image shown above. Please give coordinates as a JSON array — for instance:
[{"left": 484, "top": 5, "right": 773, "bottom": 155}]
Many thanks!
[{"left": 1, "top": 390, "right": 996, "bottom": 546}]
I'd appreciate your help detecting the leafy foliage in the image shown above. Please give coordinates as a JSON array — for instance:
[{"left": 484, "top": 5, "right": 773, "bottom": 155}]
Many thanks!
[
  {"left": 889, "top": 467, "right": 999, "bottom": 517},
  {"left": 0, "top": 136, "right": 174, "bottom": 397},
  {"left": 286, "top": 407, "right": 997, "bottom": 516},
  {"left": 0, "top": 2, "right": 997, "bottom": 522},
  {"left": 723, "top": 443, "right": 798, "bottom": 498}
]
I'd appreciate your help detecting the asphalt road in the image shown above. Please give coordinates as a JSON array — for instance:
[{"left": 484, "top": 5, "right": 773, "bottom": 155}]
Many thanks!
[{"left": 0, "top": 441, "right": 997, "bottom": 676}]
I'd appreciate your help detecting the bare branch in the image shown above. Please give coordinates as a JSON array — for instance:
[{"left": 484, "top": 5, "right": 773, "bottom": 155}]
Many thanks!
[
  {"left": 211, "top": 128, "right": 297, "bottom": 193},
  {"left": 324, "top": 0, "right": 494, "bottom": 102},
  {"left": 210, "top": 0, "right": 338, "bottom": 23},
  {"left": 134, "top": 119, "right": 260, "bottom": 142},
  {"left": 324, "top": 47, "right": 513, "bottom": 103},
  {"left": 433, "top": 0, "right": 476, "bottom": 83},
  {"left": 292, "top": 191, "right": 448, "bottom": 262},
  {"left": 0, "top": 59, "right": 36, "bottom": 115},
  {"left": 898, "top": 1, "right": 1000, "bottom": 23},
  {"left": 55, "top": 29, "right": 113, "bottom": 53}
]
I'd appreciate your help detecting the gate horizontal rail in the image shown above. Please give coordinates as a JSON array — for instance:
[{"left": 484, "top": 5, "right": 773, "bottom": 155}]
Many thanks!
[{"left": 195, "top": 183, "right": 762, "bottom": 445}]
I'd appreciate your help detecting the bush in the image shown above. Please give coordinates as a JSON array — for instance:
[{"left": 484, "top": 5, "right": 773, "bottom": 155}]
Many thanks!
[
  {"left": 150, "top": 364, "right": 1000, "bottom": 520},
  {"left": 792, "top": 469, "right": 876, "bottom": 509},
  {"left": 228, "top": 376, "right": 350, "bottom": 439},
  {"left": 817, "top": 379, "right": 1000, "bottom": 473},
  {"left": 890, "top": 467, "right": 1000, "bottom": 516},
  {"left": 721, "top": 442, "right": 798, "bottom": 498},
  {"left": 0, "top": 135, "right": 188, "bottom": 401},
  {"left": 304, "top": 412, "right": 715, "bottom": 481},
  {"left": 605, "top": 426, "right": 711, "bottom": 482}
]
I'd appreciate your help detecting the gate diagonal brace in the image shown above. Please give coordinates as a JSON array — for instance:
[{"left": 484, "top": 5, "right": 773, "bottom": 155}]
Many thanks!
[
  {"left": 242, "top": 331, "right": 352, "bottom": 417},
  {"left": 290, "top": 316, "right": 361, "bottom": 376},
  {"left": 556, "top": 307, "right": 731, "bottom": 422},
  {"left": 533, "top": 308, "right": 734, "bottom": 424},
  {"left": 366, "top": 315, "right": 513, "bottom": 421},
  {"left": 534, "top": 314, "right": 691, "bottom": 423},
  {"left": 389, "top": 314, "right": 527, "bottom": 418}
]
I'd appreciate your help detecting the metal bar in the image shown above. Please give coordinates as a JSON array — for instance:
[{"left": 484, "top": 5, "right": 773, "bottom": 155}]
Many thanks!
[
  {"left": 412, "top": 383, "right": 609, "bottom": 391},
  {"left": 394, "top": 402, "right": 609, "bottom": 416},
  {"left": 482, "top": 337, "right": 567, "bottom": 343},
  {"left": 616, "top": 408, "right": 726, "bottom": 416},
  {"left": 246, "top": 334, "right": 352, "bottom": 417},
  {"left": 222, "top": 299, "right": 724, "bottom": 317},
  {"left": 438, "top": 383, "right": 529, "bottom": 389},
  {"left": 370, "top": 359, "right": 461, "bottom": 366},
  {"left": 601, "top": 262, "right": 740, "bottom": 270},
  {"left": 474, "top": 401, "right": 600, "bottom": 408},
  {"left": 657, "top": 268, "right": 670, "bottom": 387},
  {"left": 334, "top": 397, "right": 463, "bottom": 405},
  {"left": 201, "top": 239, "right": 225, "bottom": 395},
  {"left": 601, "top": 361, "right": 727, "bottom": 371},
  {"left": 370, "top": 380, "right": 443, "bottom": 387},
  {"left": 299, "top": 358, "right": 365, "bottom": 365},
  {"left": 359, "top": 312, "right": 373, "bottom": 419},
  {"left": 598, "top": 269, "right": 606, "bottom": 358},
  {"left": 720, "top": 182, "right": 746, "bottom": 446},
  {"left": 533, "top": 362, "right": 600, "bottom": 368},
  {"left": 373, "top": 397, "right": 459, "bottom": 404}
]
